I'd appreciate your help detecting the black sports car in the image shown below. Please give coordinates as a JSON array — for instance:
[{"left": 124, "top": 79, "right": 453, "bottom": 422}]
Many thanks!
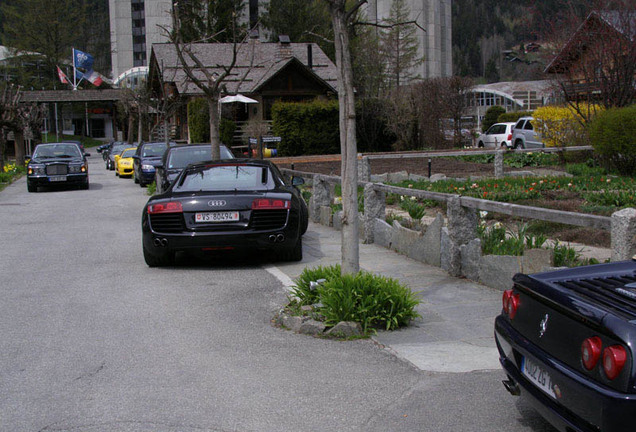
[
  {"left": 141, "top": 159, "right": 309, "bottom": 266},
  {"left": 26, "top": 142, "right": 89, "bottom": 192},
  {"left": 495, "top": 260, "right": 636, "bottom": 432}
]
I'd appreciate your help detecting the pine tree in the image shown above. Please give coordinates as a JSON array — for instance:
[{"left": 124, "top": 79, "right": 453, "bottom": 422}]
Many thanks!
[{"left": 380, "top": 0, "right": 422, "bottom": 90}]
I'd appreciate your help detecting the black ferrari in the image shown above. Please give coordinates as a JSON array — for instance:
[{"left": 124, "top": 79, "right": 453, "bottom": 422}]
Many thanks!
[{"left": 141, "top": 159, "right": 309, "bottom": 266}]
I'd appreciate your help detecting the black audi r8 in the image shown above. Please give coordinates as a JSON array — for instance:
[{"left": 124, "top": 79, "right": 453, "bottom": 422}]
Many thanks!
[{"left": 141, "top": 159, "right": 309, "bottom": 266}]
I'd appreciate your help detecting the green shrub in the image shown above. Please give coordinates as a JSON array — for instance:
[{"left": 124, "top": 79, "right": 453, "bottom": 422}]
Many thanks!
[
  {"left": 400, "top": 198, "right": 426, "bottom": 220},
  {"left": 482, "top": 106, "right": 506, "bottom": 132},
  {"left": 552, "top": 241, "right": 600, "bottom": 267},
  {"left": 188, "top": 98, "right": 209, "bottom": 143},
  {"left": 589, "top": 105, "right": 636, "bottom": 175},
  {"left": 290, "top": 265, "right": 342, "bottom": 306},
  {"left": 289, "top": 265, "right": 421, "bottom": 334},
  {"left": 479, "top": 223, "right": 547, "bottom": 256},
  {"left": 272, "top": 99, "right": 340, "bottom": 156},
  {"left": 497, "top": 111, "right": 533, "bottom": 123},
  {"left": 220, "top": 118, "right": 236, "bottom": 146},
  {"left": 317, "top": 271, "right": 420, "bottom": 333}
]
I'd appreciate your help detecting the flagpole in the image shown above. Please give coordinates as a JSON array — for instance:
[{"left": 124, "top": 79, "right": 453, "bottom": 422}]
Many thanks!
[{"left": 72, "top": 48, "right": 77, "bottom": 91}]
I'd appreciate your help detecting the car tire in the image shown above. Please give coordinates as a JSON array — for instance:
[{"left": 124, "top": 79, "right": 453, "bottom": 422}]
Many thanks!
[
  {"left": 478, "top": 141, "right": 484, "bottom": 148},
  {"left": 300, "top": 203, "right": 309, "bottom": 235},
  {"left": 27, "top": 181, "right": 37, "bottom": 193},
  {"left": 134, "top": 172, "right": 139, "bottom": 184},
  {"left": 81, "top": 178, "right": 89, "bottom": 190},
  {"left": 514, "top": 140, "right": 524, "bottom": 149},
  {"left": 143, "top": 244, "right": 174, "bottom": 267},
  {"left": 281, "top": 236, "right": 302, "bottom": 262},
  {"left": 115, "top": 170, "right": 119, "bottom": 177}
]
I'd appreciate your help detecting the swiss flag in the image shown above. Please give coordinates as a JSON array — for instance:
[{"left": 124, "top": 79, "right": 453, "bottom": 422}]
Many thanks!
[{"left": 56, "top": 66, "right": 69, "bottom": 84}]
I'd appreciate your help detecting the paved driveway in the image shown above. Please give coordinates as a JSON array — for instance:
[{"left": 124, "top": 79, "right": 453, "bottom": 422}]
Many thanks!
[{"left": 0, "top": 154, "right": 554, "bottom": 432}]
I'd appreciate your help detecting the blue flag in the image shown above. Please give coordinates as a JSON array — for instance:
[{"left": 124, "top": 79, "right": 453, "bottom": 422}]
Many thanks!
[{"left": 73, "top": 49, "right": 94, "bottom": 70}]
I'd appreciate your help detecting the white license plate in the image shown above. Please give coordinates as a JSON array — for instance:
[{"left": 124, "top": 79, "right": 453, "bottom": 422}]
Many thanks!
[
  {"left": 195, "top": 211, "right": 239, "bottom": 223},
  {"left": 49, "top": 175, "right": 67, "bottom": 182},
  {"left": 522, "top": 355, "right": 556, "bottom": 399}
]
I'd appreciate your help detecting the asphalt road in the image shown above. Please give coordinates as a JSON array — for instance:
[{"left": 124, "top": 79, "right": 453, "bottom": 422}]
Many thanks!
[{"left": 0, "top": 154, "right": 556, "bottom": 432}]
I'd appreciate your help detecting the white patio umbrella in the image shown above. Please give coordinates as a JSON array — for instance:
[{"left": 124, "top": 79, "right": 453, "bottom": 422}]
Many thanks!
[{"left": 219, "top": 94, "right": 258, "bottom": 104}]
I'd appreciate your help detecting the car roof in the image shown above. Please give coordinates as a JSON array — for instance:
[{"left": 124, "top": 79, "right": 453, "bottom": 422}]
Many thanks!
[{"left": 186, "top": 158, "right": 273, "bottom": 169}]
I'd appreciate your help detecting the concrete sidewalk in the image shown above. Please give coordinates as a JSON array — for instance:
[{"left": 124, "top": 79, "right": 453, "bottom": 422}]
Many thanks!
[{"left": 267, "top": 222, "right": 502, "bottom": 373}]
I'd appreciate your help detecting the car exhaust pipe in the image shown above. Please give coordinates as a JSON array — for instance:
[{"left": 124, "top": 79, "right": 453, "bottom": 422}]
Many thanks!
[
  {"left": 276, "top": 234, "right": 285, "bottom": 243},
  {"left": 269, "top": 235, "right": 277, "bottom": 243},
  {"left": 153, "top": 237, "right": 168, "bottom": 247},
  {"left": 502, "top": 379, "right": 520, "bottom": 396}
]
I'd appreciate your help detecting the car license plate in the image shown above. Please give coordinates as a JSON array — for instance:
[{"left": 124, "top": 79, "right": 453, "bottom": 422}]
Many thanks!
[
  {"left": 49, "top": 175, "right": 67, "bottom": 182},
  {"left": 195, "top": 211, "right": 239, "bottom": 223},
  {"left": 522, "top": 355, "right": 556, "bottom": 399}
]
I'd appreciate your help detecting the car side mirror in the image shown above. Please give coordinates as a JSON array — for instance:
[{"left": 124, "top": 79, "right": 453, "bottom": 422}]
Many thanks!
[{"left": 291, "top": 176, "right": 305, "bottom": 186}]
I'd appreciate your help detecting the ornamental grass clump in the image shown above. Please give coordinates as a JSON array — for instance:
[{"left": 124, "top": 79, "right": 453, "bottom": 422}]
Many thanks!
[{"left": 289, "top": 265, "right": 420, "bottom": 334}]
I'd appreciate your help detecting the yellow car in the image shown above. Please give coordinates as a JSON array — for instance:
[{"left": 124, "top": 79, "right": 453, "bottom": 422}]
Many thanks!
[{"left": 115, "top": 147, "right": 137, "bottom": 177}]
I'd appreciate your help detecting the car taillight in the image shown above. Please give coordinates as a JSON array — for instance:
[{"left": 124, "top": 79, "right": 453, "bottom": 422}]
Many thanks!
[
  {"left": 252, "top": 198, "right": 290, "bottom": 210},
  {"left": 148, "top": 201, "right": 183, "bottom": 214},
  {"left": 507, "top": 134, "right": 512, "bottom": 140},
  {"left": 603, "top": 345, "right": 627, "bottom": 380},
  {"left": 502, "top": 290, "right": 519, "bottom": 319},
  {"left": 581, "top": 337, "right": 602, "bottom": 370}
]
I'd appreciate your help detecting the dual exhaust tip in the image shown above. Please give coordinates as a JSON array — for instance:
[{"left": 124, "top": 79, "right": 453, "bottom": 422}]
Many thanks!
[
  {"left": 269, "top": 234, "right": 286, "bottom": 243},
  {"left": 153, "top": 237, "right": 168, "bottom": 247}
]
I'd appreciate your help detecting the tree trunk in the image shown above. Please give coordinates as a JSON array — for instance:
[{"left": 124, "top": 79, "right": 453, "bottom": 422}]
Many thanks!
[
  {"left": 138, "top": 110, "right": 143, "bottom": 143},
  {"left": 0, "top": 130, "right": 6, "bottom": 170},
  {"left": 127, "top": 114, "right": 134, "bottom": 143},
  {"left": 329, "top": 0, "right": 360, "bottom": 275},
  {"left": 208, "top": 96, "right": 221, "bottom": 160},
  {"left": 14, "top": 130, "right": 25, "bottom": 165}
]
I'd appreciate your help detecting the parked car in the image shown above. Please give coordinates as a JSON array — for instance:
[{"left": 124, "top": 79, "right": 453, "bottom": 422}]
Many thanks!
[
  {"left": 511, "top": 117, "right": 544, "bottom": 149},
  {"left": 495, "top": 260, "right": 636, "bottom": 432},
  {"left": 477, "top": 122, "right": 515, "bottom": 148},
  {"left": 26, "top": 142, "right": 89, "bottom": 192},
  {"left": 133, "top": 141, "right": 174, "bottom": 187},
  {"left": 115, "top": 147, "right": 137, "bottom": 177},
  {"left": 141, "top": 159, "right": 308, "bottom": 266},
  {"left": 155, "top": 143, "right": 234, "bottom": 193},
  {"left": 106, "top": 143, "right": 130, "bottom": 170}
]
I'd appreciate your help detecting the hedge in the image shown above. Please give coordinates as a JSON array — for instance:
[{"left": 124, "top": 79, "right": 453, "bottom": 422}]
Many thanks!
[
  {"left": 272, "top": 99, "right": 340, "bottom": 156},
  {"left": 589, "top": 104, "right": 636, "bottom": 175},
  {"left": 187, "top": 98, "right": 236, "bottom": 145},
  {"left": 482, "top": 106, "right": 506, "bottom": 131}
]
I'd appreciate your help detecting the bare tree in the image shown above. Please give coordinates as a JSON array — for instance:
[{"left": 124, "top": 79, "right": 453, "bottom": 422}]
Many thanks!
[
  {"left": 0, "top": 84, "right": 44, "bottom": 167},
  {"left": 167, "top": 3, "right": 248, "bottom": 159},
  {"left": 323, "top": 0, "right": 366, "bottom": 275}
]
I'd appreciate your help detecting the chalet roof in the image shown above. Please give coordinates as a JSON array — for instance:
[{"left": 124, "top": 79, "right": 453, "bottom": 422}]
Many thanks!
[
  {"left": 21, "top": 89, "right": 124, "bottom": 103},
  {"left": 545, "top": 10, "right": 636, "bottom": 73},
  {"left": 150, "top": 41, "right": 339, "bottom": 96}
]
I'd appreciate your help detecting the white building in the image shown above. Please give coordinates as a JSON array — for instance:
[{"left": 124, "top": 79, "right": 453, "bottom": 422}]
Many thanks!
[
  {"left": 109, "top": 0, "right": 172, "bottom": 81},
  {"left": 365, "top": 0, "right": 453, "bottom": 79}
]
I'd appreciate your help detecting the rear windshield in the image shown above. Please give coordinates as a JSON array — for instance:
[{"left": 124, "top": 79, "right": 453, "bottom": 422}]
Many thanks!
[
  {"left": 142, "top": 143, "right": 168, "bottom": 157},
  {"left": 174, "top": 164, "right": 275, "bottom": 192},
  {"left": 34, "top": 144, "right": 81, "bottom": 158},
  {"left": 121, "top": 148, "right": 137, "bottom": 158}
]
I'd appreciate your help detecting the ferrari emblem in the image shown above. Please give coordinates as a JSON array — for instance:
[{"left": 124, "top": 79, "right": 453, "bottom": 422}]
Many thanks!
[{"left": 539, "top": 314, "right": 549, "bottom": 338}]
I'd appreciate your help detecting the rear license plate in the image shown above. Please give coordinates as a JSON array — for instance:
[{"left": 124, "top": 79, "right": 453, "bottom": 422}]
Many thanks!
[
  {"left": 522, "top": 355, "right": 556, "bottom": 399},
  {"left": 195, "top": 211, "right": 239, "bottom": 223},
  {"left": 49, "top": 175, "right": 67, "bottom": 182}
]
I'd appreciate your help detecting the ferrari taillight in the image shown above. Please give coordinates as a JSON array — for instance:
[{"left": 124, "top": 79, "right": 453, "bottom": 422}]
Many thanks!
[
  {"left": 252, "top": 198, "right": 290, "bottom": 210},
  {"left": 148, "top": 201, "right": 183, "bottom": 214},
  {"left": 581, "top": 337, "right": 602, "bottom": 370},
  {"left": 502, "top": 289, "right": 519, "bottom": 319},
  {"left": 603, "top": 345, "right": 627, "bottom": 380}
]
